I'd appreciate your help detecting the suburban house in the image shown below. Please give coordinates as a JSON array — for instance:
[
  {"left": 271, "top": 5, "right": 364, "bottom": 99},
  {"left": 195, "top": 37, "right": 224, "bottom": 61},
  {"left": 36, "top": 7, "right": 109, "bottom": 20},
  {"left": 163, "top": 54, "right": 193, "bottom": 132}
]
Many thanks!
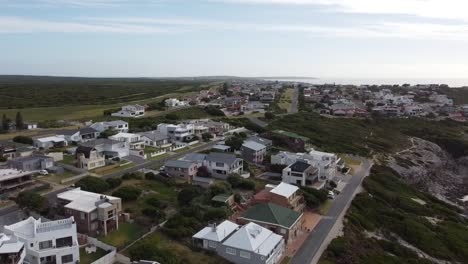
[
  {"left": 282, "top": 161, "right": 322, "bottom": 189},
  {"left": 138, "top": 130, "right": 172, "bottom": 150},
  {"left": 0, "top": 233, "right": 25, "bottom": 264},
  {"left": 0, "top": 169, "right": 35, "bottom": 193},
  {"left": 110, "top": 132, "right": 145, "bottom": 151},
  {"left": 111, "top": 104, "right": 145, "bottom": 118},
  {"left": 57, "top": 188, "right": 121, "bottom": 236},
  {"left": 241, "top": 141, "right": 267, "bottom": 164},
  {"left": 211, "top": 193, "right": 235, "bottom": 207},
  {"left": 165, "top": 98, "right": 188, "bottom": 108},
  {"left": 184, "top": 119, "right": 230, "bottom": 136},
  {"left": 224, "top": 96, "right": 244, "bottom": 112},
  {"left": 217, "top": 222, "right": 285, "bottom": 264},
  {"left": 265, "top": 130, "right": 310, "bottom": 152},
  {"left": 164, "top": 160, "right": 198, "bottom": 183},
  {"left": 79, "top": 138, "right": 129, "bottom": 158},
  {"left": 33, "top": 136, "right": 67, "bottom": 150},
  {"left": 90, "top": 120, "right": 129, "bottom": 133},
  {"left": 0, "top": 144, "right": 34, "bottom": 161},
  {"left": 157, "top": 123, "right": 195, "bottom": 142},
  {"left": 63, "top": 127, "right": 100, "bottom": 143},
  {"left": 4, "top": 216, "right": 80, "bottom": 264},
  {"left": 8, "top": 155, "right": 54, "bottom": 171},
  {"left": 192, "top": 220, "right": 239, "bottom": 251},
  {"left": 253, "top": 183, "right": 305, "bottom": 212},
  {"left": 247, "top": 136, "right": 273, "bottom": 150},
  {"left": 75, "top": 146, "right": 106, "bottom": 170},
  {"left": 180, "top": 153, "right": 207, "bottom": 167},
  {"left": 238, "top": 203, "right": 303, "bottom": 244},
  {"left": 203, "top": 152, "right": 244, "bottom": 179}
]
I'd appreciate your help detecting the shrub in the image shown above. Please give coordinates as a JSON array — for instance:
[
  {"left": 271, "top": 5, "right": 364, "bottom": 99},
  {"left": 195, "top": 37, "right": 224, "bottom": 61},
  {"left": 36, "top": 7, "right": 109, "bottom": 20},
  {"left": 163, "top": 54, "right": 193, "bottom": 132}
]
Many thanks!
[
  {"left": 177, "top": 186, "right": 202, "bottom": 206},
  {"left": 16, "top": 191, "right": 48, "bottom": 213},
  {"left": 227, "top": 175, "right": 255, "bottom": 190},
  {"left": 204, "top": 106, "right": 225, "bottom": 116},
  {"left": 13, "top": 135, "right": 33, "bottom": 145},
  {"left": 75, "top": 176, "right": 110, "bottom": 193},
  {"left": 122, "top": 172, "right": 143, "bottom": 180},
  {"left": 106, "top": 178, "right": 122, "bottom": 189},
  {"left": 112, "top": 186, "right": 142, "bottom": 201}
]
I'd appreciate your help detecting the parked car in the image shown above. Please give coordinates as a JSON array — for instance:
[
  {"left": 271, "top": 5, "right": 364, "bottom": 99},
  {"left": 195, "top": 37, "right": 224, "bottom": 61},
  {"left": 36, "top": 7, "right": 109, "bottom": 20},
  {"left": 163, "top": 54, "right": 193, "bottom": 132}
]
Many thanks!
[
  {"left": 38, "top": 170, "right": 49, "bottom": 175},
  {"left": 327, "top": 190, "right": 335, "bottom": 199}
]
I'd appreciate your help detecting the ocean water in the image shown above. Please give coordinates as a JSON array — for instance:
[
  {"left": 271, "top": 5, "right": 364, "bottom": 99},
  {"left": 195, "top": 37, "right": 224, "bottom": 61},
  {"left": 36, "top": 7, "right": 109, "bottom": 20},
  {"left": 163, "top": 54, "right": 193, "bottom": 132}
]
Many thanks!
[{"left": 264, "top": 78, "right": 468, "bottom": 88}]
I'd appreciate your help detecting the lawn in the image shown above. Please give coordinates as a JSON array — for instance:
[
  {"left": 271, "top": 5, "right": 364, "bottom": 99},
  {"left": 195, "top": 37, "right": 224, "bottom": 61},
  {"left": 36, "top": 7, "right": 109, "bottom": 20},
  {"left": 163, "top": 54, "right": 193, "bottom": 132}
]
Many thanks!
[
  {"left": 79, "top": 247, "right": 108, "bottom": 264},
  {"left": 58, "top": 154, "right": 76, "bottom": 166},
  {"left": 99, "top": 222, "right": 145, "bottom": 249},
  {"left": 43, "top": 171, "right": 79, "bottom": 184},
  {"left": 278, "top": 88, "right": 294, "bottom": 112},
  {"left": 91, "top": 162, "right": 135, "bottom": 176}
]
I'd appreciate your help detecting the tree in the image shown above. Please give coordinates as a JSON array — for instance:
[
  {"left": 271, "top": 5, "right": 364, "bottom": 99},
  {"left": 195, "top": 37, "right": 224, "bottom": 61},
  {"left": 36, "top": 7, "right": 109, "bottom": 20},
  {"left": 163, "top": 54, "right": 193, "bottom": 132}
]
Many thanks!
[
  {"left": 265, "top": 112, "right": 275, "bottom": 120},
  {"left": 204, "top": 106, "right": 225, "bottom": 116},
  {"left": 13, "top": 136, "right": 33, "bottom": 145},
  {"left": 2, "top": 114, "right": 10, "bottom": 131},
  {"left": 15, "top": 112, "right": 24, "bottom": 130},
  {"left": 99, "top": 129, "right": 118, "bottom": 139},
  {"left": 209, "top": 181, "right": 232, "bottom": 197},
  {"left": 165, "top": 113, "right": 179, "bottom": 120},
  {"left": 75, "top": 176, "right": 110, "bottom": 193},
  {"left": 129, "top": 240, "right": 177, "bottom": 264},
  {"left": 201, "top": 132, "right": 213, "bottom": 142},
  {"left": 112, "top": 186, "right": 142, "bottom": 201},
  {"left": 225, "top": 135, "right": 244, "bottom": 151},
  {"left": 16, "top": 191, "right": 48, "bottom": 213},
  {"left": 106, "top": 178, "right": 122, "bottom": 188},
  {"left": 177, "top": 186, "right": 202, "bottom": 206}
]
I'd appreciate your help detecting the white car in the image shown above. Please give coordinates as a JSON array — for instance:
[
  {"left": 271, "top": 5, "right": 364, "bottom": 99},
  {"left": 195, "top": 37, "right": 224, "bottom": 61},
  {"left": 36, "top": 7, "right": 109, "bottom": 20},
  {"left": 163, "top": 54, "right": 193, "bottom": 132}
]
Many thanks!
[
  {"left": 327, "top": 190, "right": 335, "bottom": 199},
  {"left": 38, "top": 170, "right": 49, "bottom": 176}
]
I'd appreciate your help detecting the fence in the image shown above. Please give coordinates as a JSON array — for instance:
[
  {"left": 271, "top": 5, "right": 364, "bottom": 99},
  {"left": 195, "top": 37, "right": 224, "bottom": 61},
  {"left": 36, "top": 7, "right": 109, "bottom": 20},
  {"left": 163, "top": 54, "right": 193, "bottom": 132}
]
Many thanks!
[
  {"left": 60, "top": 172, "right": 88, "bottom": 184},
  {"left": 81, "top": 236, "right": 118, "bottom": 264}
]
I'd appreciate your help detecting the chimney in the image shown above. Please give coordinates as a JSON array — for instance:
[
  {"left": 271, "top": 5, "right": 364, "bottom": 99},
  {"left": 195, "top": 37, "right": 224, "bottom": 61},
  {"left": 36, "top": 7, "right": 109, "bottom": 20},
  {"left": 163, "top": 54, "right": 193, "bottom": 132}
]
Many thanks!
[{"left": 210, "top": 222, "right": 217, "bottom": 232}]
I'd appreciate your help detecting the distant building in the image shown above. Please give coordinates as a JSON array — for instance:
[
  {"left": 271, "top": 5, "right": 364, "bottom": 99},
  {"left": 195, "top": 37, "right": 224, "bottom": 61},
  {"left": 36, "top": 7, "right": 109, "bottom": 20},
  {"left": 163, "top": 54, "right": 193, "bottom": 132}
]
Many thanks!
[
  {"left": 241, "top": 141, "right": 266, "bottom": 164},
  {"left": 75, "top": 146, "right": 106, "bottom": 170},
  {"left": 111, "top": 104, "right": 145, "bottom": 118},
  {"left": 8, "top": 155, "right": 54, "bottom": 172},
  {"left": 4, "top": 216, "right": 80, "bottom": 264},
  {"left": 90, "top": 120, "right": 129, "bottom": 133},
  {"left": 33, "top": 136, "right": 67, "bottom": 150},
  {"left": 165, "top": 98, "right": 188, "bottom": 108},
  {"left": 282, "top": 160, "right": 323, "bottom": 189},
  {"left": 57, "top": 188, "right": 121, "bottom": 236},
  {"left": 0, "top": 169, "right": 35, "bottom": 193}
]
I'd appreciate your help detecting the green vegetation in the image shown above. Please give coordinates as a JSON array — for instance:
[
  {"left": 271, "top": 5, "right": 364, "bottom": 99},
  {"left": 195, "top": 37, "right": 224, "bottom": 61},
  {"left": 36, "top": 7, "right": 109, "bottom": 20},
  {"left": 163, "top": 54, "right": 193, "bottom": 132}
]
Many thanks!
[
  {"left": 269, "top": 112, "right": 468, "bottom": 157},
  {"left": 112, "top": 186, "right": 142, "bottom": 201},
  {"left": 75, "top": 176, "right": 110, "bottom": 193},
  {"left": 278, "top": 88, "right": 294, "bottom": 112},
  {"left": 16, "top": 191, "right": 49, "bottom": 214},
  {"left": 99, "top": 222, "right": 145, "bottom": 249},
  {"left": 79, "top": 247, "right": 108, "bottom": 264},
  {"left": 320, "top": 166, "right": 468, "bottom": 264},
  {"left": 12, "top": 135, "right": 33, "bottom": 145}
]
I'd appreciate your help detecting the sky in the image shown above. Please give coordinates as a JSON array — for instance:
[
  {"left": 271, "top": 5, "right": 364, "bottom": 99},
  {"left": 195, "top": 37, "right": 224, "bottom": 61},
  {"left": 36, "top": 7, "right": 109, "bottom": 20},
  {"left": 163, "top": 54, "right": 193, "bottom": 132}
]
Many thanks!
[{"left": 1, "top": 0, "right": 468, "bottom": 79}]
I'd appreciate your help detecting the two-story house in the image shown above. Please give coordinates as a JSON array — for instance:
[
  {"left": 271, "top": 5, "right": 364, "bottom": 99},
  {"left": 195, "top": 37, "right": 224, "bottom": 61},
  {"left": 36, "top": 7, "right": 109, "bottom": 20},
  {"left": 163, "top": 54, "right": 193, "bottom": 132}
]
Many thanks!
[
  {"left": 157, "top": 123, "right": 195, "bottom": 142},
  {"left": 164, "top": 160, "right": 198, "bottom": 183},
  {"left": 282, "top": 161, "right": 322, "bottom": 189},
  {"left": 192, "top": 220, "right": 239, "bottom": 252},
  {"left": 111, "top": 105, "right": 145, "bottom": 118},
  {"left": 90, "top": 120, "right": 129, "bottom": 133},
  {"left": 79, "top": 138, "right": 129, "bottom": 158},
  {"left": 57, "top": 188, "right": 121, "bottom": 236},
  {"left": 253, "top": 183, "right": 305, "bottom": 212},
  {"left": 4, "top": 217, "right": 79, "bottom": 264},
  {"left": 63, "top": 127, "right": 100, "bottom": 143},
  {"left": 138, "top": 130, "right": 172, "bottom": 151},
  {"left": 76, "top": 146, "right": 106, "bottom": 170},
  {"left": 8, "top": 155, "right": 54, "bottom": 171},
  {"left": 241, "top": 141, "right": 266, "bottom": 164},
  {"left": 203, "top": 152, "right": 243, "bottom": 179},
  {"left": 109, "top": 133, "right": 145, "bottom": 155}
]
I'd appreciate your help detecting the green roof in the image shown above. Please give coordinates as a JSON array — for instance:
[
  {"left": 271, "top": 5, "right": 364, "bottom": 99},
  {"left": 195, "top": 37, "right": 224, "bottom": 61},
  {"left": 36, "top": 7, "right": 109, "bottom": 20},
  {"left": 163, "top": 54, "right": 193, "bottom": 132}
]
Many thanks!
[
  {"left": 273, "top": 130, "right": 309, "bottom": 141},
  {"left": 211, "top": 193, "right": 233, "bottom": 203},
  {"left": 240, "top": 203, "right": 302, "bottom": 229}
]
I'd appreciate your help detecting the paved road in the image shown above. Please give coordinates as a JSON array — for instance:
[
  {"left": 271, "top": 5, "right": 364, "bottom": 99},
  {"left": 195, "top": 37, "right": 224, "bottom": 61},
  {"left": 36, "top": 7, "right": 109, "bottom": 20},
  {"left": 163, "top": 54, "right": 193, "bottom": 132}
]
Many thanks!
[
  {"left": 290, "top": 86, "right": 299, "bottom": 113},
  {"left": 291, "top": 158, "right": 373, "bottom": 264}
]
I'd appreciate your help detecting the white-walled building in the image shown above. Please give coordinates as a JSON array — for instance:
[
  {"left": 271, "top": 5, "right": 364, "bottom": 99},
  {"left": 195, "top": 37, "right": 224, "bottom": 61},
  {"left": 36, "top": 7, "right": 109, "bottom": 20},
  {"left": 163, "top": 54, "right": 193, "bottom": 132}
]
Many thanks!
[
  {"left": 90, "top": 120, "right": 129, "bottom": 133},
  {"left": 157, "top": 123, "right": 195, "bottom": 142},
  {"left": 0, "top": 233, "right": 25, "bottom": 264},
  {"left": 111, "top": 105, "right": 145, "bottom": 118},
  {"left": 4, "top": 217, "right": 79, "bottom": 264},
  {"left": 110, "top": 132, "right": 144, "bottom": 150},
  {"left": 165, "top": 98, "right": 188, "bottom": 108}
]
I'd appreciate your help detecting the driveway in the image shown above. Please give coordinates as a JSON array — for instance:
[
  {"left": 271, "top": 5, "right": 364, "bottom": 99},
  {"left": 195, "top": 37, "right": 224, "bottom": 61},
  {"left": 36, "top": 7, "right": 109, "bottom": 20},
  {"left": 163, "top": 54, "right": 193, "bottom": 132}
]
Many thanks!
[{"left": 290, "top": 158, "right": 373, "bottom": 264}]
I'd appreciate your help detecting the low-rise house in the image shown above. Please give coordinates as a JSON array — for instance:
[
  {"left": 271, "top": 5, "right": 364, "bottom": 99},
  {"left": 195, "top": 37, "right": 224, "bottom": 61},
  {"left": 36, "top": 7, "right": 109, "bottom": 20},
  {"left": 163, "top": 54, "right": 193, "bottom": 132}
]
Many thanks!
[
  {"left": 265, "top": 130, "right": 310, "bottom": 152},
  {"left": 192, "top": 220, "right": 239, "bottom": 251},
  {"left": 63, "top": 127, "right": 100, "bottom": 143},
  {"left": 110, "top": 132, "right": 145, "bottom": 150},
  {"left": 404, "top": 105, "right": 425, "bottom": 116},
  {"left": 0, "top": 233, "right": 25, "bottom": 264},
  {"left": 0, "top": 169, "right": 35, "bottom": 193},
  {"left": 138, "top": 130, "right": 172, "bottom": 151},
  {"left": 253, "top": 183, "right": 305, "bottom": 212},
  {"left": 282, "top": 161, "right": 322, "bottom": 189},
  {"left": 165, "top": 98, "right": 188, "bottom": 108},
  {"left": 225, "top": 96, "right": 244, "bottom": 112},
  {"left": 111, "top": 104, "right": 145, "bottom": 118},
  {"left": 241, "top": 141, "right": 266, "bottom": 164},
  {"left": 57, "top": 188, "right": 121, "bottom": 236},
  {"left": 90, "top": 120, "right": 129, "bottom": 133},
  {"left": 212, "top": 144, "right": 231, "bottom": 153},
  {"left": 0, "top": 144, "right": 33, "bottom": 161},
  {"left": 247, "top": 136, "right": 273, "bottom": 150},
  {"left": 33, "top": 136, "right": 67, "bottom": 150},
  {"left": 8, "top": 155, "right": 54, "bottom": 171},
  {"left": 217, "top": 222, "right": 285, "bottom": 264},
  {"left": 180, "top": 153, "right": 207, "bottom": 167},
  {"left": 157, "top": 123, "right": 195, "bottom": 142},
  {"left": 76, "top": 146, "right": 106, "bottom": 170},
  {"left": 238, "top": 203, "right": 303, "bottom": 244},
  {"left": 204, "top": 152, "right": 244, "bottom": 179},
  {"left": 23, "top": 122, "right": 38, "bottom": 130},
  {"left": 211, "top": 193, "right": 235, "bottom": 207},
  {"left": 164, "top": 160, "right": 198, "bottom": 182},
  {"left": 79, "top": 138, "right": 129, "bottom": 158},
  {"left": 4, "top": 216, "right": 80, "bottom": 264}
]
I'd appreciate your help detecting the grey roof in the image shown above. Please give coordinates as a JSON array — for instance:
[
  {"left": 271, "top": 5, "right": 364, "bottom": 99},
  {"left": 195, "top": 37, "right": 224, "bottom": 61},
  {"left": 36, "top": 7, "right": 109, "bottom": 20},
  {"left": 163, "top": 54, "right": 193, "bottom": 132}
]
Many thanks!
[
  {"left": 248, "top": 136, "right": 272, "bottom": 146},
  {"left": 290, "top": 161, "right": 311, "bottom": 173},
  {"left": 242, "top": 140, "right": 266, "bottom": 151},
  {"left": 106, "top": 120, "right": 127, "bottom": 126},
  {"left": 79, "top": 138, "right": 121, "bottom": 147},
  {"left": 165, "top": 160, "right": 194, "bottom": 169},
  {"left": 180, "top": 153, "right": 207, "bottom": 163},
  {"left": 80, "top": 127, "right": 99, "bottom": 135},
  {"left": 138, "top": 130, "right": 169, "bottom": 141},
  {"left": 62, "top": 129, "right": 79, "bottom": 136},
  {"left": 206, "top": 152, "right": 239, "bottom": 166},
  {"left": 8, "top": 155, "right": 52, "bottom": 163}
]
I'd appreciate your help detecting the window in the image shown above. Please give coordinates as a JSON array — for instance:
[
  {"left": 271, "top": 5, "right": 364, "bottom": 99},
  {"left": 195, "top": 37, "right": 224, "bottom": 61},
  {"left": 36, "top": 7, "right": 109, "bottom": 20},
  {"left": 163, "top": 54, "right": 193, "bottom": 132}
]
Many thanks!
[
  {"left": 56, "top": 236, "right": 73, "bottom": 248},
  {"left": 80, "top": 212, "right": 85, "bottom": 220},
  {"left": 216, "top": 162, "right": 224, "bottom": 167},
  {"left": 240, "top": 251, "right": 251, "bottom": 259},
  {"left": 226, "top": 247, "right": 236, "bottom": 255},
  {"left": 38, "top": 240, "right": 53, "bottom": 250},
  {"left": 208, "top": 241, "right": 217, "bottom": 248},
  {"left": 61, "top": 254, "right": 74, "bottom": 263}
]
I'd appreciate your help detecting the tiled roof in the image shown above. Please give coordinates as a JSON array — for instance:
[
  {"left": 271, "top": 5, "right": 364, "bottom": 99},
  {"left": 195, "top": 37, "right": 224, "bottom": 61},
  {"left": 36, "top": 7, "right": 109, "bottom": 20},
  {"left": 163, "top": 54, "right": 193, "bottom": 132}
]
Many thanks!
[{"left": 240, "top": 203, "right": 302, "bottom": 229}]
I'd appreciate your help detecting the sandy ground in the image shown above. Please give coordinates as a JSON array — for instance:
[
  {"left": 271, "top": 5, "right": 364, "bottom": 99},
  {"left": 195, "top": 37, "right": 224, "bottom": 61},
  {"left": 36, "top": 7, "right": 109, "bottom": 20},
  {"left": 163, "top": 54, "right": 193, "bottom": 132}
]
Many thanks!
[{"left": 286, "top": 211, "right": 321, "bottom": 256}]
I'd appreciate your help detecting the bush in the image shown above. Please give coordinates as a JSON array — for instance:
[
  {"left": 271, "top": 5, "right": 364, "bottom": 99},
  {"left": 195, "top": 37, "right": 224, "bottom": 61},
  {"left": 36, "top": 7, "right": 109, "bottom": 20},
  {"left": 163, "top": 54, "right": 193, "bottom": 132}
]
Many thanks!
[
  {"left": 122, "top": 172, "right": 143, "bottom": 180},
  {"left": 13, "top": 135, "right": 33, "bottom": 145},
  {"left": 75, "top": 176, "right": 110, "bottom": 193},
  {"left": 204, "top": 106, "right": 225, "bottom": 116},
  {"left": 227, "top": 175, "right": 255, "bottom": 190},
  {"left": 145, "top": 197, "right": 168, "bottom": 209},
  {"left": 209, "top": 181, "right": 232, "bottom": 197},
  {"left": 177, "top": 186, "right": 202, "bottom": 206},
  {"left": 265, "top": 112, "right": 275, "bottom": 120},
  {"left": 16, "top": 191, "right": 48, "bottom": 213},
  {"left": 142, "top": 208, "right": 166, "bottom": 221},
  {"left": 106, "top": 178, "right": 122, "bottom": 189},
  {"left": 112, "top": 186, "right": 142, "bottom": 201},
  {"left": 129, "top": 240, "right": 177, "bottom": 264},
  {"left": 165, "top": 113, "right": 179, "bottom": 120}
]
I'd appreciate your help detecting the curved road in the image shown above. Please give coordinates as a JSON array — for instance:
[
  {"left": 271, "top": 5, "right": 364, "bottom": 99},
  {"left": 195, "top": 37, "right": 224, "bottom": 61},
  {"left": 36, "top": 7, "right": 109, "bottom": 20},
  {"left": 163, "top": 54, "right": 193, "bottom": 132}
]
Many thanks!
[{"left": 291, "top": 158, "right": 373, "bottom": 264}]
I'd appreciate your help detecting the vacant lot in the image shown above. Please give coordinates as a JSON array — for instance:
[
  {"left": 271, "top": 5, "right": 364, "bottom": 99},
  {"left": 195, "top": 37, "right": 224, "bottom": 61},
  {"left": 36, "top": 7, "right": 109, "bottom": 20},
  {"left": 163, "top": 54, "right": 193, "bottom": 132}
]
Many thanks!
[{"left": 279, "top": 88, "right": 294, "bottom": 112}]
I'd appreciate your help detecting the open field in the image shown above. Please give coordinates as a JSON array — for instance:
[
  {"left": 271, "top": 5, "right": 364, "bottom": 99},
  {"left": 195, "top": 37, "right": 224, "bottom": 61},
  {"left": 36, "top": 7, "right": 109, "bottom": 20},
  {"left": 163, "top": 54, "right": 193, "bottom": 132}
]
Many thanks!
[
  {"left": 278, "top": 88, "right": 294, "bottom": 112},
  {"left": 99, "top": 222, "right": 145, "bottom": 249}
]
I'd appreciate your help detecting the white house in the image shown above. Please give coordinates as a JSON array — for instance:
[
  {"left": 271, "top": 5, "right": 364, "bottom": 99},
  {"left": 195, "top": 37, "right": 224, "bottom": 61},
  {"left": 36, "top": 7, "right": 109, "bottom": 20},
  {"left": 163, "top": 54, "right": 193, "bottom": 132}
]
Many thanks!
[
  {"left": 203, "top": 152, "right": 244, "bottom": 179},
  {"left": 62, "top": 127, "right": 100, "bottom": 143},
  {"left": 110, "top": 132, "right": 144, "bottom": 150},
  {"left": 192, "top": 220, "right": 239, "bottom": 251},
  {"left": 80, "top": 138, "right": 130, "bottom": 158},
  {"left": 90, "top": 120, "right": 129, "bottom": 133},
  {"left": 111, "top": 105, "right": 145, "bottom": 118},
  {"left": 33, "top": 136, "right": 67, "bottom": 150},
  {"left": 138, "top": 130, "right": 172, "bottom": 150},
  {"left": 0, "top": 233, "right": 25, "bottom": 264},
  {"left": 157, "top": 123, "right": 195, "bottom": 142},
  {"left": 4, "top": 217, "right": 80, "bottom": 264},
  {"left": 165, "top": 98, "right": 188, "bottom": 108},
  {"left": 282, "top": 161, "right": 322, "bottom": 189}
]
